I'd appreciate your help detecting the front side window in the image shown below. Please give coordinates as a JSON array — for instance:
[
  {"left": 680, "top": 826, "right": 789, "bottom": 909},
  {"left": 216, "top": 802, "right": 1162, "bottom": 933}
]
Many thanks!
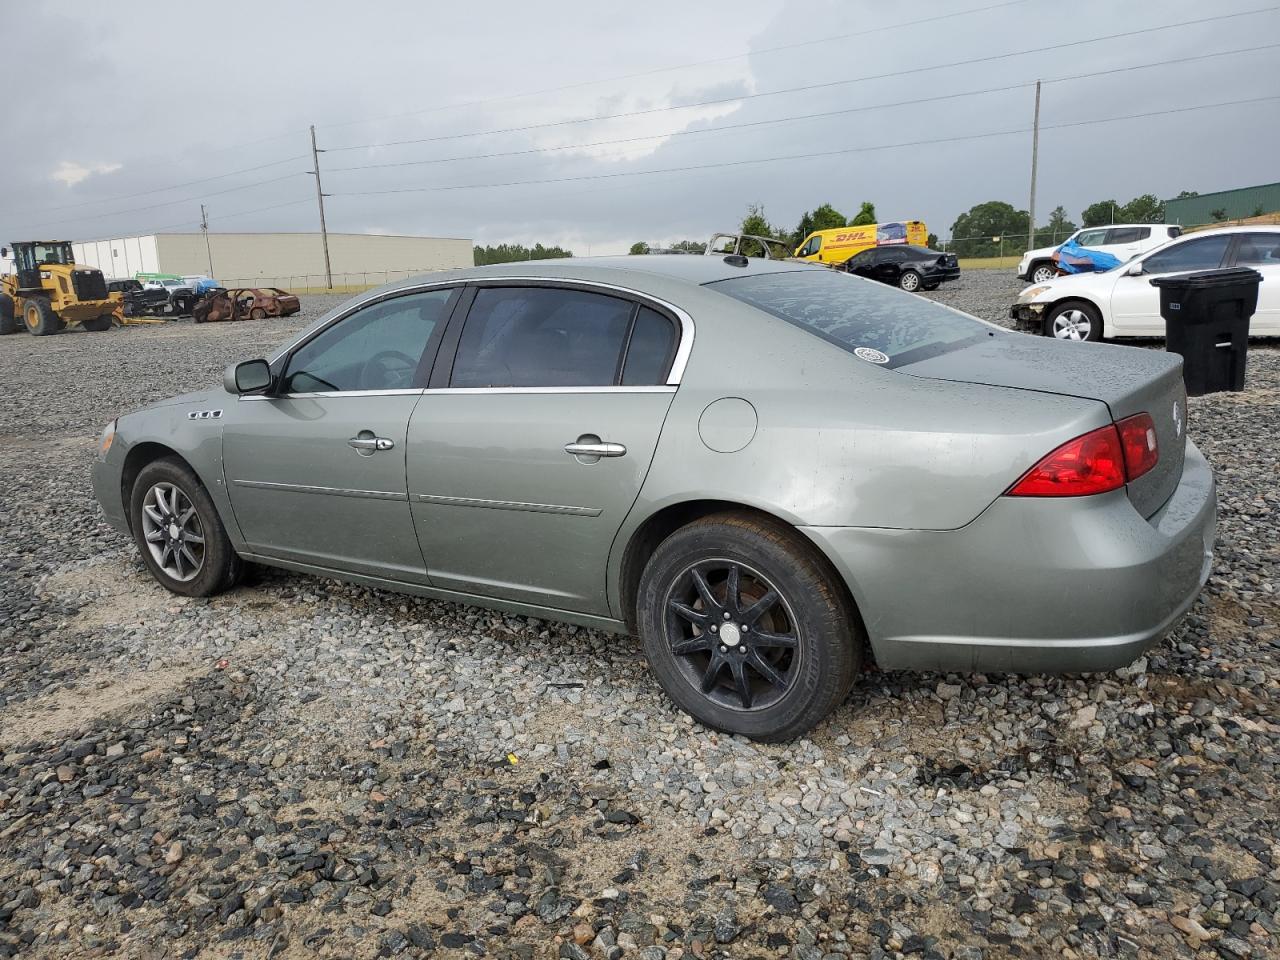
[
  {"left": 450, "top": 286, "right": 636, "bottom": 388},
  {"left": 711, "top": 269, "right": 990, "bottom": 368},
  {"left": 1233, "top": 232, "right": 1280, "bottom": 266},
  {"left": 1075, "top": 229, "right": 1109, "bottom": 247},
  {"left": 799, "top": 236, "right": 822, "bottom": 256},
  {"left": 1142, "top": 235, "right": 1231, "bottom": 274},
  {"left": 846, "top": 250, "right": 872, "bottom": 268},
  {"left": 283, "top": 288, "right": 454, "bottom": 393}
]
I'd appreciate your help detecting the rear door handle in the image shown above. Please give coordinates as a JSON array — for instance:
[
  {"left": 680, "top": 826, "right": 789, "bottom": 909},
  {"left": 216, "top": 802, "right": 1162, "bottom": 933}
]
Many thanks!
[{"left": 564, "top": 439, "right": 626, "bottom": 458}]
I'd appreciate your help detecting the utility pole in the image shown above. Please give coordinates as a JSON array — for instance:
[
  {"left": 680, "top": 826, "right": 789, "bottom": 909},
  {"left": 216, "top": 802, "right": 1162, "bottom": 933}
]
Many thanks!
[
  {"left": 309, "top": 124, "right": 333, "bottom": 290},
  {"left": 200, "top": 204, "right": 214, "bottom": 276},
  {"left": 1027, "top": 79, "right": 1041, "bottom": 253}
]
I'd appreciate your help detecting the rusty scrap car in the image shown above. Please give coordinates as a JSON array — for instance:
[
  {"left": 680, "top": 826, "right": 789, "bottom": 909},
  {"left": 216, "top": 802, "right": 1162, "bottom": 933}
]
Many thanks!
[{"left": 194, "top": 287, "right": 301, "bottom": 323}]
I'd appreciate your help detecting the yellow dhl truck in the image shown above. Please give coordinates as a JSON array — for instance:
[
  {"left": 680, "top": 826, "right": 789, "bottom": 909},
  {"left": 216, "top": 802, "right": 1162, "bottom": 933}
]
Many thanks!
[{"left": 793, "top": 220, "right": 929, "bottom": 266}]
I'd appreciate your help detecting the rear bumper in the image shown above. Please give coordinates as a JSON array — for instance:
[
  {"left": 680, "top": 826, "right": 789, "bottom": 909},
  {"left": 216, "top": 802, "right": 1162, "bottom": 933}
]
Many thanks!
[
  {"left": 802, "top": 438, "right": 1216, "bottom": 673},
  {"left": 924, "top": 266, "right": 960, "bottom": 283}
]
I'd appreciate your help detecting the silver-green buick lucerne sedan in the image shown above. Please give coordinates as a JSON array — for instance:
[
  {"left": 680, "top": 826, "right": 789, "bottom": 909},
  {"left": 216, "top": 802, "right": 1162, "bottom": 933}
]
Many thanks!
[{"left": 92, "top": 256, "right": 1215, "bottom": 740}]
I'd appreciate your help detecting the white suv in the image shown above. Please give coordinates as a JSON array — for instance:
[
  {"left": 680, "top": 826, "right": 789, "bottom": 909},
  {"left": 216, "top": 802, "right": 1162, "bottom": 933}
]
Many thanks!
[
  {"left": 1017, "top": 224, "right": 1183, "bottom": 283},
  {"left": 1010, "top": 226, "right": 1279, "bottom": 341}
]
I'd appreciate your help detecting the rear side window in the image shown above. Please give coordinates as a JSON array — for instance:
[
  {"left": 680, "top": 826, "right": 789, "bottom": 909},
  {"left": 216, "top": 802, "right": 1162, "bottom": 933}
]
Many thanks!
[
  {"left": 1168, "top": 226, "right": 1183, "bottom": 238},
  {"left": 621, "top": 307, "right": 677, "bottom": 385},
  {"left": 711, "top": 270, "right": 990, "bottom": 368},
  {"left": 1233, "top": 232, "right": 1280, "bottom": 266},
  {"left": 1106, "top": 227, "right": 1149, "bottom": 243},
  {"left": 451, "top": 286, "right": 635, "bottom": 388}
]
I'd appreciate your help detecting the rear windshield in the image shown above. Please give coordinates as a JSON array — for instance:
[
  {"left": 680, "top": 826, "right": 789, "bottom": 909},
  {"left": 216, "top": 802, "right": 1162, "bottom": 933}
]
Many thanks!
[{"left": 709, "top": 270, "right": 992, "bottom": 367}]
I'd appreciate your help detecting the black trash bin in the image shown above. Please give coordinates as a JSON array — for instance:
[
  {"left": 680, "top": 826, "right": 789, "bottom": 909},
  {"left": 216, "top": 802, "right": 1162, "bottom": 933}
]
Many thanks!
[{"left": 1150, "top": 266, "right": 1262, "bottom": 396}]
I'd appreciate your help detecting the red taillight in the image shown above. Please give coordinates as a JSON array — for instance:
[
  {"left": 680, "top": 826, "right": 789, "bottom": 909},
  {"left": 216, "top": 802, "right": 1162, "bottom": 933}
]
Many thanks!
[
  {"left": 1008, "top": 424, "right": 1126, "bottom": 497},
  {"left": 1008, "top": 414, "right": 1160, "bottom": 497},
  {"left": 1116, "top": 412, "right": 1159, "bottom": 481}
]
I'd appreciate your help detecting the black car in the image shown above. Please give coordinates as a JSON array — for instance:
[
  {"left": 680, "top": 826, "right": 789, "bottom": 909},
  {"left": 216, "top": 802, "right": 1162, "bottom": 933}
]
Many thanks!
[{"left": 843, "top": 245, "right": 960, "bottom": 292}]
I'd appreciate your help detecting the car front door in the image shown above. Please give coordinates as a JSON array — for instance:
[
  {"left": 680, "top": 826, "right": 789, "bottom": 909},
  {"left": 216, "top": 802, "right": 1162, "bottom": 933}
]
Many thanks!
[
  {"left": 1229, "top": 231, "right": 1280, "bottom": 334},
  {"left": 406, "top": 282, "right": 683, "bottom": 615},
  {"left": 222, "top": 286, "right": 459, "bottom": 582},
  {"left": 1110, "top": 233, "right": 1232, "bottom": 336}
]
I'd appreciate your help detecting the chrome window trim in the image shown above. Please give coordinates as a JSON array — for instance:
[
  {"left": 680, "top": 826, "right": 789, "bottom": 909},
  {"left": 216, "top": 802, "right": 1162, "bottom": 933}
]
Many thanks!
[
  {"left": 241, "top": 388, "right": 423, "bottom": 401},
  {"left": 426, "top": 386, "right": 676, "bottom": 396},
  {"left": 267, "top": 275, "right": 695, "bottom": 386}
]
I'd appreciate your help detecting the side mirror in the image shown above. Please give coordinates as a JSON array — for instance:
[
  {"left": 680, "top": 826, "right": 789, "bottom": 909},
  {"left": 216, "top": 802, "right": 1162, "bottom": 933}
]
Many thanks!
[
  {"left": 1125, "top": 261, "right": 1144, "bottom": 277},
  {"left": 225, "top": 358, "right": 273, "bottom": 395}
]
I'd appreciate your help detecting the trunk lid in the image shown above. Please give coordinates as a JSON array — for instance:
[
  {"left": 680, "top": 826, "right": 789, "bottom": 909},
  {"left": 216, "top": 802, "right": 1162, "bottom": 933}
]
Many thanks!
[{"left": 899, "top": 334, "right": 1187, "bottom": 518}]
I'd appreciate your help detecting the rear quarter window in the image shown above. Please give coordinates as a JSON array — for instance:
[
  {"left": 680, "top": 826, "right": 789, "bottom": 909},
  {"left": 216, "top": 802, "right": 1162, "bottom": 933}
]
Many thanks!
[{"left": 710, "top": 270, "right": 992, "bottom": 367}]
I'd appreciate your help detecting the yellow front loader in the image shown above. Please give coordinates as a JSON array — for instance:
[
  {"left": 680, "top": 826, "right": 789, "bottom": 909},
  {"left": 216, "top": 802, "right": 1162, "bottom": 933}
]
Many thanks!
[{"left": 0, "top": 240, "right": 121, "bottom": 336}]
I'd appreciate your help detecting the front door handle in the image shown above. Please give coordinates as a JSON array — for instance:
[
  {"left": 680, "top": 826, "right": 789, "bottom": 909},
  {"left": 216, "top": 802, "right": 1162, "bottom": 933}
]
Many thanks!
[
  {"left": 348, "top": 433, "right": 395, "bottom": 454},
  {"left": 565, "top": 437, "right": 626, "bottom": 460}
]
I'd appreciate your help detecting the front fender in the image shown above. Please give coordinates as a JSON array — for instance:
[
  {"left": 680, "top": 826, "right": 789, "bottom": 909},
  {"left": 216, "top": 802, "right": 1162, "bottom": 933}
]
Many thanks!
[{"left": 99, "top": 389, "right": 246, "bottom": 549}]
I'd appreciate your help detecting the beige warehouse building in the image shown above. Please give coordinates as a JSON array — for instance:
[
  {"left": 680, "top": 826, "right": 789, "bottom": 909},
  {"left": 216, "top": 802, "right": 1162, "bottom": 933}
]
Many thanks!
[{"left": 72, "top": 231, "right": 473, "bottom": 288}]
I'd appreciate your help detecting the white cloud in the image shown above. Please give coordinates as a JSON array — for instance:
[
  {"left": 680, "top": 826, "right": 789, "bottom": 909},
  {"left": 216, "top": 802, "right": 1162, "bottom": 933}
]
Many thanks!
[{"left": 51, "top": 160, "right": 122, "bottom": 187}]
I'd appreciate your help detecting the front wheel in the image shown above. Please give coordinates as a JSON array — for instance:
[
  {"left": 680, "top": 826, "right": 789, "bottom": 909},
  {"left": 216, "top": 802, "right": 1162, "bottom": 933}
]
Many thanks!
[
  {"left": 1046, "top": 300, "right": 1102, "bottom": 341},
  {"left": 898, "top": 270, "right": 922, "bottom": 292},
  {"left": 637, "top": 513, "right": 863, "bottom": 742},
  {"left": 249, "top": 307, "right": 267, "bottom": 320},
  {"left": 130, "top": 457, "right": 242, "bottom": 598},
  {"left": 23, "top": 298, "right": 59, "bottom": 336},
  {"left": 1030, "top": 262, "right": 1057, "bottom": 284}
]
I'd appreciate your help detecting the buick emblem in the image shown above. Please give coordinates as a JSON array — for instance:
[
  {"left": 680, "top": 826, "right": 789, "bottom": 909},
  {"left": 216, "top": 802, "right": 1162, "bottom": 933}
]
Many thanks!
[{"left": 1172, "top": 400, "right": 1182, "bottom": 438}]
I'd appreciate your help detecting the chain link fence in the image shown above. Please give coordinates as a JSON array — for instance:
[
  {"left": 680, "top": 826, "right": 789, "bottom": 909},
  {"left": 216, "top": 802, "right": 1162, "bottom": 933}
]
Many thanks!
[{"left": 214, "top": 268, "right": 450, "bottom": 295}]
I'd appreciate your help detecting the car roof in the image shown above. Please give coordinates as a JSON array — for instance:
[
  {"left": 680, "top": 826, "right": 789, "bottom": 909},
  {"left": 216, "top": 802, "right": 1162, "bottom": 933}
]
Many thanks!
[{"left": 467, "top": 254, "right": 819, "bottom": 285}]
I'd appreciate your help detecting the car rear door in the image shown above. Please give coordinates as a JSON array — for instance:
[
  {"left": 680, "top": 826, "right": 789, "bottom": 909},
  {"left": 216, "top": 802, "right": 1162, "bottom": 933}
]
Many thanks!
[
  {"left": 1102, "top": 226, "right": 1149, "bottom": 262},
  {"left": 222, "top": 286, "right": 459, "bottom": 582},
  {"left": 406, "top": 281, "right": 685, "bottom": 615},
  {"left": 1228, "top": 231, "right": 1280, "bottom": 334},
  {"left": 1110, "top": 233, "right": 1232, "bottom": 336}
]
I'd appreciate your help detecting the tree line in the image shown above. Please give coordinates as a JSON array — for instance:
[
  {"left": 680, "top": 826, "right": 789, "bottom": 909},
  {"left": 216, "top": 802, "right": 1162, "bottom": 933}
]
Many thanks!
[
  {"left": 945, "top": 191, "right": 1205, "bottom": 258},
  {"left": 473, "top": 243, "right": 573, "bottom": 265}
]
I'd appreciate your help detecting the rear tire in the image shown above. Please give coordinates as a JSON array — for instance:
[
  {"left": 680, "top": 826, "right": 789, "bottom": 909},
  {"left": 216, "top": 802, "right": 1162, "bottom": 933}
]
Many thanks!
[
  {"left": 898, "top": 270, "right": 922, "bottom": 292},
  {"left": 1046, "top": 300, "right": 1102, "bottom": 342},
  {"left": 0, "top": 294, "right": 15, "bottom": 335},
  {"left": 637, "top": 512, "right": 863, "bottom": 742},
  {"left": 23, "top": 298, "right": 59, "bottom": 336},
  {"left": 249, "top": 307, "right": 266, "bottom": 320},
  {"left": 81, "top": 314, "right": 113, "bottom": 332},
  {"left": 129, "top": 457, "right": 242, "bottom": 598},
  {"left": 922, "top": 282, "right": 939, "bottom": 291}
]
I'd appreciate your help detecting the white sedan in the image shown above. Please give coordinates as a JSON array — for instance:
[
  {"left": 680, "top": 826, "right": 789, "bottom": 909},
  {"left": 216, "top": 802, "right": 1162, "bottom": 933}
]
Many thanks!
[{"left": 1011, "top": 226, "right": 1279, "bottom": 341}]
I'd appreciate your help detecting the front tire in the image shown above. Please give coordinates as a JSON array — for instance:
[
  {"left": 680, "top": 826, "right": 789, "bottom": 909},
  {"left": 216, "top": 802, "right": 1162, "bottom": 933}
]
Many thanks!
[
  {"left": 637, "top": 513, "right": 863, "bottom": 742},
  {"left": 898, "top": 270, "right": 922, "bottom": 292},
  {"left": 81, "top": 314, "right": 113, "bottom": 332},
  {"left": 1030, "top": 262, "right": 1057, "bottom": 284},
  {"left": 1046, "top": 300, "right": 1102, "bottom": 341},
  {"left": 129, "top": 457, "right": 242, "bottom": 598},
  {"left": 23, "top": 298, "right": 59, "bottom": 336},
  {"left": 249, "top": 307, "right": 266, "bottom": 320}
]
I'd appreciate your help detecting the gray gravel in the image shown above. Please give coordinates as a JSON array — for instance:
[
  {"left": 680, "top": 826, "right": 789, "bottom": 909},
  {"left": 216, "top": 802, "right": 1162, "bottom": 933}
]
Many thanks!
[{"left": 1, "top": 279, "right": 1278, "bottom": 960}]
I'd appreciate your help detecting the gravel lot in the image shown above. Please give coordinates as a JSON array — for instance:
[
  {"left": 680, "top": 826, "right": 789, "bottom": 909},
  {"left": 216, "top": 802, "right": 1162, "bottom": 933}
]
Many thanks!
[{"left": 1, "top": 272, "right": 1278, "bottom": 960}]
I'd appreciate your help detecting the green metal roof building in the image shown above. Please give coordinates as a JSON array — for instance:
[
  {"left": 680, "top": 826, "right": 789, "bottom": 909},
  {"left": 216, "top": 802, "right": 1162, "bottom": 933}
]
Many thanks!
[{"left": 1165, "top": 182, "right": 1280, "bottom": 226}]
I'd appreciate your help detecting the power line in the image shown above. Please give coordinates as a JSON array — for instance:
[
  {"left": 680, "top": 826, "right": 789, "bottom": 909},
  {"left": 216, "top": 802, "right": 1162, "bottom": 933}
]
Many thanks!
[
  {"left": 326, "top": 7, "right": 1279, "bottom": 154},
  {"left": 84, "top": 197, "right": 317, "bottom": 241},
  {"left": 331, "top": 95, "right": 1279, "bottom": 199},
  {"left": 317, "top": 0, "right": 1033, "bottom": 131},
  {"left": 16, "top": 154, "right": 308, "bottom": 217},
  {"left": 322, "top": 43, "right": 1280, "bottom": 176},
  {"left": 15, "top": 172, "right": 307, "bottom": 231}
]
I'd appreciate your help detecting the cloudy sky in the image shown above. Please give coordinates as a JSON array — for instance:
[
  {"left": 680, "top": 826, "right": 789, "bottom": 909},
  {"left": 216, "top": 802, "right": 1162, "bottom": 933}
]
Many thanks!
[{"left": 4, "top": 0, "right": 1277, "bottom": 255}]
